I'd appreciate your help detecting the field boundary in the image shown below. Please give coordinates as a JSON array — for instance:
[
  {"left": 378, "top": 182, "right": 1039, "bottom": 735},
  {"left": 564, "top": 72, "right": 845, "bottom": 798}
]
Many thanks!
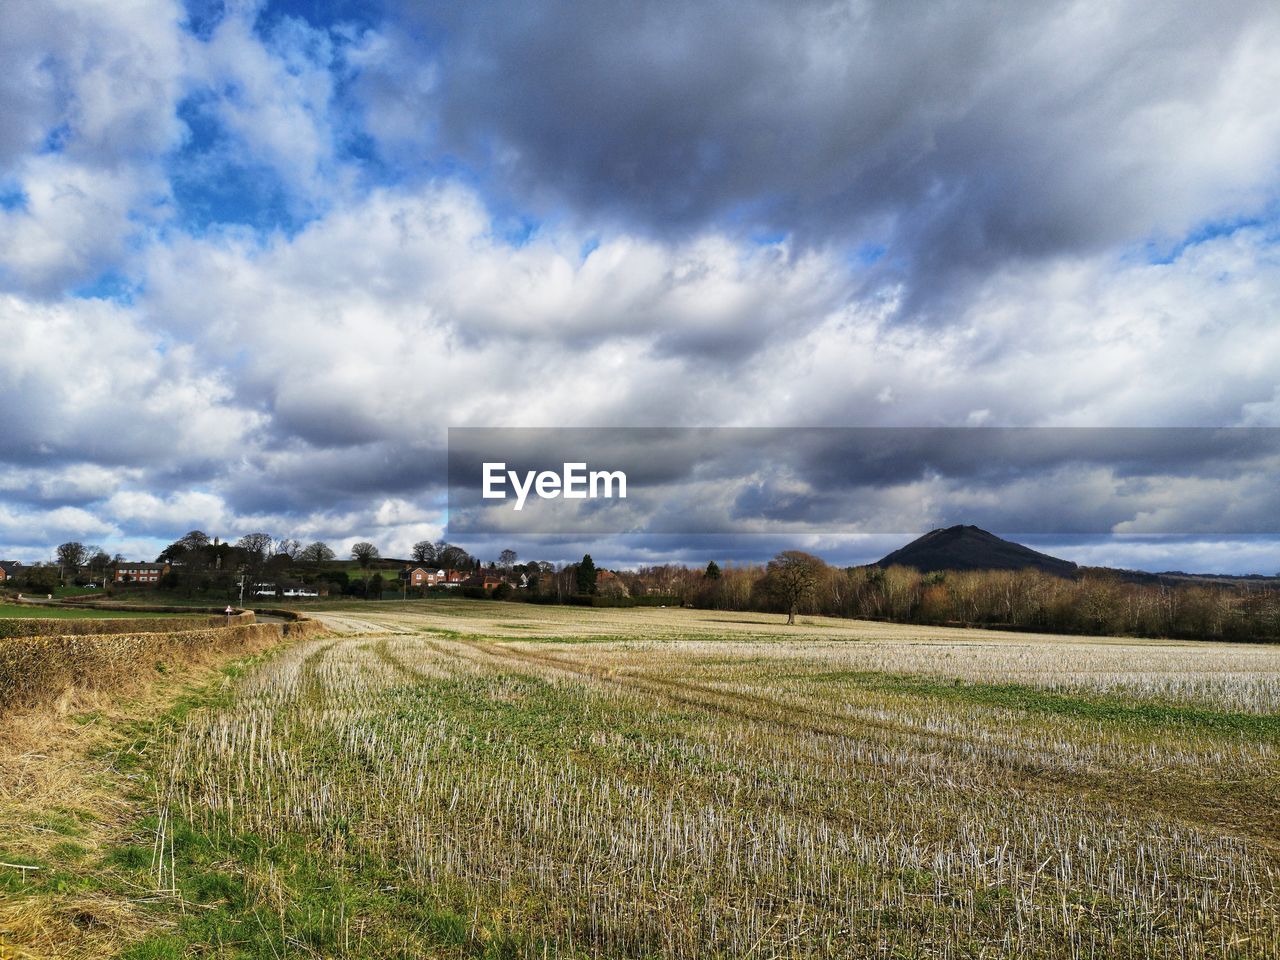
[
  {"left": 0, "top": 614, "right": 325, "bottom": 714},
  {"left": 0, "top": 612, "right": 254, "bottom": 639}
]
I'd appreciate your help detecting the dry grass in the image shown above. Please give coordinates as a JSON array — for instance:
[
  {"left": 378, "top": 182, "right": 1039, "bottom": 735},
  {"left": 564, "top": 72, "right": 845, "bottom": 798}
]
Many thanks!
[
  {"left": 151, "top": 601, "right": 1280, "bottom": 958},
  {"left": 0, "top": 618, "right": 322, "bottom": 713},
  {"left": 0, "top": 618, "right": 321, "bottom": 959},
  {"left": 0, "top": 694, "right": 154, "bottom": 958}
]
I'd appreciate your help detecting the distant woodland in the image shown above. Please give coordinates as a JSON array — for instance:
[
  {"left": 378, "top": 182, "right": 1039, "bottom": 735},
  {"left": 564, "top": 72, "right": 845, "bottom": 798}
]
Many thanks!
[{"left": 569, "top": 560, "right": 1280, "bottom": 644}]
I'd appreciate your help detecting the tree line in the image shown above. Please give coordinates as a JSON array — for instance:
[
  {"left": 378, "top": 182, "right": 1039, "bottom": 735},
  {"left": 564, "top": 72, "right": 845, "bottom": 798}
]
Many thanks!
[
  {"left": 523, "top": 552, "right": 1280, "bottom": 642},
  {"left": 19, "top": 532, "right": 566, "bottom": 601},
  {"left": 10, "top": 532, "right": 477, "bottom": 598},
  {"left": 11, "top": 536, "right": 1280, "bottom": 642},
  {"left": 604, "top": 553, "right": 1280, "bottom": 643}
]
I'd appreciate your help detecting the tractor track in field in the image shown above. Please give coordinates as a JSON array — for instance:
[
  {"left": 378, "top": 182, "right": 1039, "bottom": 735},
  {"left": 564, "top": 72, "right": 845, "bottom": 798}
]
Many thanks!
[
  {"left": 443, "top": 638, "right": 1048, "bottom": 761},
  {"left": 309, "top": 612, "right": 419, "bottom": 636}
]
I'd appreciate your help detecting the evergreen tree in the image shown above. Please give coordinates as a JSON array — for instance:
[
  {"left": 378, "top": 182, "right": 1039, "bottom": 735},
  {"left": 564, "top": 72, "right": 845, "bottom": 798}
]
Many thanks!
[{"left": 576, "top": 554, "right": 598, "bottom": 595}]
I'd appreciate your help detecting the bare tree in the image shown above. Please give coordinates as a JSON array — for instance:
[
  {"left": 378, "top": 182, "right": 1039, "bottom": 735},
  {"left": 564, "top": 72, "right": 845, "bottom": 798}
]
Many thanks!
[
  {"left": 435, "top": 543, "right": 472, "bottom": 570},
  {"left": 237, "top": 532, "right": 273, "bottom": 558},
  {"left": 237, "top": 532, "right": 274, "bottom": 598},
  {"left": 299, "top": 541, "right": 335, "bottom": 567},
  {"left": 86, "top": 547, "right": 111, "bottom": 585},
  {"left": 178, "top": 530, "right": 212, "bottom": 551},
  {"left": 275, "top": 538, "right": 303, "bottom": 561},
  {"left": 351, "top": 541, "right": 380, "bottom": 595},
  {"left": 412, "top": 540, "right": 436, "bottom": 564},
  {"left": 499, "top": 548, "right": 518, "bottom": 570},
  {"left": 55, "top": 541, "right": 89, "bottom": 585},
  {"left": 765, "top": 551, "right": 825, "bottom": 625}
]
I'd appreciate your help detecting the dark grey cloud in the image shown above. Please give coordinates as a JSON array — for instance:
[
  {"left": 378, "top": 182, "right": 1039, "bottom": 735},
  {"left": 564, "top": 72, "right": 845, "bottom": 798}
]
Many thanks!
[
  {"left": 219, "top": 441, "right": 448, "bottom": 516},
  {"left": 388, "top": 0, "right": 1280, "bottom": 308},
  {"left": 790, "top": 428, "right": 1280, "bottom": 487}
]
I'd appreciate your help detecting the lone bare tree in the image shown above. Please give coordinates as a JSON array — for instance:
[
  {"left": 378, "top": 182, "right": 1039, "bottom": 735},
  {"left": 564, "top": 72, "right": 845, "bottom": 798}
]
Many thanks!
[{"left": 765, "top": 550, "right": 824, "bottom": 625}]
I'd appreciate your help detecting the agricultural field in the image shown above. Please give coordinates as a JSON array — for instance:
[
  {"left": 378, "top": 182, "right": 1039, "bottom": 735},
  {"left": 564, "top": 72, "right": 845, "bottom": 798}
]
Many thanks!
[{"left": 5, "top": 601, "right": 1280, "bottom": 958}]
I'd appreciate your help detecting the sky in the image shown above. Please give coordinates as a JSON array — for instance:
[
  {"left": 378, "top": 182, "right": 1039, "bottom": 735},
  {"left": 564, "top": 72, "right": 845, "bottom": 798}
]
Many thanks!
[{"left": 1, "top": 0, "right": 1280, "bottom": 573}]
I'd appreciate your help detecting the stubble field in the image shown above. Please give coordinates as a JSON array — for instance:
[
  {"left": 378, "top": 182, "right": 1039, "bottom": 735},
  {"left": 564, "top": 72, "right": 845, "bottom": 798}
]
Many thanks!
[{"left": 137, "top": 600, "right": 1280, "bottom": 958}]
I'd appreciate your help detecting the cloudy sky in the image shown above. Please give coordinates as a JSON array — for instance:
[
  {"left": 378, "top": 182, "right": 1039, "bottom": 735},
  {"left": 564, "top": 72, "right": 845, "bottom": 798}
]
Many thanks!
[{"left": 2, "top": 0, "right": 1280, "bottom": 573}]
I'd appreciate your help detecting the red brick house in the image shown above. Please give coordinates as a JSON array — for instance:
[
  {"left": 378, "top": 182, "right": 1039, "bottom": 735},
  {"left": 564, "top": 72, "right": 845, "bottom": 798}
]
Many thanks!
[
  {"left": 0, "top": 560, "right": 21, "bottom": 583},
  {"left": 462, "top": 572, "right": 506, "bottom": 590},
  {"left": 113, "top": 561, "right": 170, "bottom": 584},
  {"left": 401, "top": 566, "right": 446, "bottom": 588},
  {"left": 594, "top": 568, "right": 629, "bottom": 598},
  {"left": 400, "top": 567, "right": 479, "bottom": 589}
]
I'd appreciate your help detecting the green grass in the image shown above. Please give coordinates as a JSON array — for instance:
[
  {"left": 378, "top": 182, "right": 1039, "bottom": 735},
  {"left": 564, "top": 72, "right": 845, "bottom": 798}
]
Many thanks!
[
  {"left": 0, "top": 603, "right": 197, "bottom": 619},
  {"left": 94, "top": 649, "right": 692, "bottom": 959},
  {"left": 115, "top": 825, "right": 544, "bottom": 960},
  {"left": 75, "top": 593, "right": 234, "bottom": 607},
  {"left": 80, "top": 651, "right": 564, "bottom": 959},
  {"left": 53, "top": 585, "right": 104, "bottom": 598},
  {"left": 811, "top": 670, "right": 1280, "bottom": 739}
]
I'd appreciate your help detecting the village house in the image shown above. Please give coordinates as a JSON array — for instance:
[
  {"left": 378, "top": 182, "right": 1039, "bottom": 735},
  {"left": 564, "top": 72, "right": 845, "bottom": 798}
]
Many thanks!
[
  {"left": 462, "top": 571, "right": 506, "bottom": 590},
  {"left": 0, "top": 560, "right": 21, "bottom": 583},
  {"left": 400, "top": 566, "right": 514, "bottom": 591},
  {"left": 254, "top": 583, "right": 323, "bottom": 598},
  {"left": 112, "top": 561, "right": 170, "bottom": 584},
  {"left": 594, "top": 568, "right": 629, "bottom": 598},
  {"left": 400, "top": 566, "right": 448, "bottom": 588}
]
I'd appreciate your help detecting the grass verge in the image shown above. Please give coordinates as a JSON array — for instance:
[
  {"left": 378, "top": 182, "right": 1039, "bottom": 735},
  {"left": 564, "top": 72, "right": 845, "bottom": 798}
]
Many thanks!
[{"left": 0, "top": 646, "right": 290, "bottom": 958}]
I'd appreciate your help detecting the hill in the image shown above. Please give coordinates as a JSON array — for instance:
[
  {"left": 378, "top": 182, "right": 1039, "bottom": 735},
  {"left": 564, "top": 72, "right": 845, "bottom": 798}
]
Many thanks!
[{"left": 876, "top": 525, "right": 1078, "bottom": 577}]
